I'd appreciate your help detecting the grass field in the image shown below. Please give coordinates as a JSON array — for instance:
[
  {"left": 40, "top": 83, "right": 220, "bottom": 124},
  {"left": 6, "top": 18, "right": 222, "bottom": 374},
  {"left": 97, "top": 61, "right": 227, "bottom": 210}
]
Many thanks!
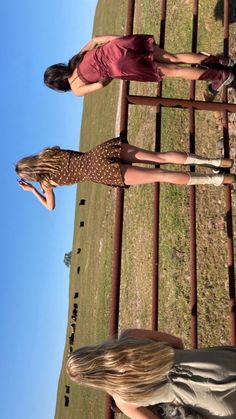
[{"left": 54, "top": 1, "right": 236, "bottom": 418}]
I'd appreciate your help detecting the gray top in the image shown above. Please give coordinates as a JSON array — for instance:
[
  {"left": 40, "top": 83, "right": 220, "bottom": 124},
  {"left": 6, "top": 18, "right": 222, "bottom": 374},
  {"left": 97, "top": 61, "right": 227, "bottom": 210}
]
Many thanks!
[{"left": 140, "top": 347, "right": 236, "bottom": 418}]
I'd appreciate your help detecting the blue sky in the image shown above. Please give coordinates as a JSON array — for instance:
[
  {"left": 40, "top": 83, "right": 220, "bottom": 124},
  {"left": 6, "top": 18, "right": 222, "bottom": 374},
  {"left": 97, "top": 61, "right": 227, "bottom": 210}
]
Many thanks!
[{"left": 0, "top": 1, "right": 98, "bottom": 418}]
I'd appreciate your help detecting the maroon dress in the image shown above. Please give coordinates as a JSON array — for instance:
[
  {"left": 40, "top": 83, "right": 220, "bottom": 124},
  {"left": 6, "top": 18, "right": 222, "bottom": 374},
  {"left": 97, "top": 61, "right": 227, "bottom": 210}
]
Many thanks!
[{"left": 77, "top": 35, "right": 162, "bottom": 84}]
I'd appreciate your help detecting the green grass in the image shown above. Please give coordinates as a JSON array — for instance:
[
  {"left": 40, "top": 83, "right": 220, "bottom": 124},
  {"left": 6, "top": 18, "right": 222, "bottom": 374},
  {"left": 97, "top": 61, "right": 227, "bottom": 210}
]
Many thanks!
[{"left": 54, "top": 1, "right": 236, "bottom": 418}]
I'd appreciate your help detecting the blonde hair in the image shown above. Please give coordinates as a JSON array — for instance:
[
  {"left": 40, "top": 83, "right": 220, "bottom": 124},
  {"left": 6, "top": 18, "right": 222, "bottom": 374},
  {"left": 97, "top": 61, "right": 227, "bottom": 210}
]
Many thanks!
[
  {"left": 66, "top": 337, "right": 174, "bottom": 403},
  {"left": 15, "top": 147, "right": 62, "bottom": 187}
]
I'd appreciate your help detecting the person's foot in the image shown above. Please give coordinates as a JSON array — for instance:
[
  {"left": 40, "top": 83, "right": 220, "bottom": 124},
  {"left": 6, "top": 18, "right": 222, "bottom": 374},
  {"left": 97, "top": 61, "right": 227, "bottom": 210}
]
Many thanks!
[
  {"left": 199, "top": 53, "right": 235, "bottom": 68},
  {"left": 199, "top": 158, "right": 233, "bottom": 169},
  {"left": 187, "top": 173, "right": 235, "bottom": 186},
  {"left": 228, "top": 73, "right": 236, "bottom": 89},
  {"left": 208, "top": 72, "right": 235, "bottom": 93},
  {"left": 218, "top": 158, "right": 234, "bottom": 168},
  {"left": 219, "top": 57, "right": 235, "bottom": 67},
  {"left": 223, "top": 174, "right": 236, "bottom": 184},
  {"left": 185, "top": 154, "right": 233, "bottom": 169}
]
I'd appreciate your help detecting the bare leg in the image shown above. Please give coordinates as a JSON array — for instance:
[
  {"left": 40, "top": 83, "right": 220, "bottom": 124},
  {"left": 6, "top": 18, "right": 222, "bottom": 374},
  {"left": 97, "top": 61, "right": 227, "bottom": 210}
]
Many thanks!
[
  {"left": 120, "top": 145, "right": 233, "bottom": 169},
  {"left": 153, "top": 46, "right": 207, "bottom": 65},
  {"left": 120, "top": 144, "right": 187, "bottom": 164},
  {"left": 157, "top": 63, "right": 206, "bottom": 80},
  {"left": 120, "top": 164, "right": 189, "bottom": 185},
  {"left": 153, "top": 47, "right": 233, "bottom": 85}
]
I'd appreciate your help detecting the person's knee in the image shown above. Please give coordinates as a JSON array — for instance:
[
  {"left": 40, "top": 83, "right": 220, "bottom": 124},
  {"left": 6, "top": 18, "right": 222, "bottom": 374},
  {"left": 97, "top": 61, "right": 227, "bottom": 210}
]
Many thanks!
[
  {"left": 163, "top": 52, "right": 178, "bottom": 63},
  {"left": 162, "top": 65, "right": 180, "bottom": 77},
  {"left": 172, "top": 53, "right": 182, "bottom": 63}
]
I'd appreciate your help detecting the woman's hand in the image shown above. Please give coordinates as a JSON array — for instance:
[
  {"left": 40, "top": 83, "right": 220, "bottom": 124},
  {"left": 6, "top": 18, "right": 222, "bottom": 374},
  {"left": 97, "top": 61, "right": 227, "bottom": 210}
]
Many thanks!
[
  {"left": 71, "top": 81, "right": 106, "bottom": 97},
  {"left": 93, "top": 35, "right": 121, "bottom": 45},
  {"left": 80, "top": 35, "right": 121, "bottom": 52},
  {"left": 18, "top": 179, "right": 35, "bottom": 192},
  {"left": 120, "top": 329, "right": 184, "bottom": 349},
  {"left": 17, "top": 180, "right": 56, "bottom": 211},
  {"left": 80, "top": 39, "right": 96, "bottom": 52}
]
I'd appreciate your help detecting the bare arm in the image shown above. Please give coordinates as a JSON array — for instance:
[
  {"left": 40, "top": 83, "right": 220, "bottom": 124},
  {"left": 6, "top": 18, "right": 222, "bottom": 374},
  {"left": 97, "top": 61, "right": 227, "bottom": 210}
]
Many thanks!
[
  {"left": 80, "top": 35, "right": 121, "bottom": 52},
  {"left": 115, "top": 400, "right": 161, "bottom": 419},
  {"left": 120, "top": 329, "right": 184, "bottom": 349},
  {"left": 71, "top": 79, "right": 112, "bottom": 97},
  {"left": 18, "top": 180, "right": 55, "bottom": 211}
]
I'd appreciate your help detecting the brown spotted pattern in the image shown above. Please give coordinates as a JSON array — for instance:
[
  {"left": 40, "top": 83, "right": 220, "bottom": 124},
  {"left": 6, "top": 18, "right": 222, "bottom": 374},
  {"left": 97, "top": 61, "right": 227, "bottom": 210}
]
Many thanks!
[{"left": 50, "top": 137, "right": 128, "bottom": 188}]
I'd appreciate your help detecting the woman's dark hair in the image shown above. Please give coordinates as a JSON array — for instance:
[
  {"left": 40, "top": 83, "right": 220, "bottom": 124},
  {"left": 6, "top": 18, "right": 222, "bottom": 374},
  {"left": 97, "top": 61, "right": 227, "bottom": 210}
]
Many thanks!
[{"left": 44, "top": 52, "right": 86, "bottom": 92}]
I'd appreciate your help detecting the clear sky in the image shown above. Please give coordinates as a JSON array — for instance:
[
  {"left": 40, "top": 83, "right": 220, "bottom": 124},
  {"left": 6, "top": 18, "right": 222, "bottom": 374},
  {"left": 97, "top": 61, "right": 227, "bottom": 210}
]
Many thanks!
[{"left": 0, "top": 1, "right": 98, "bottom": 418}]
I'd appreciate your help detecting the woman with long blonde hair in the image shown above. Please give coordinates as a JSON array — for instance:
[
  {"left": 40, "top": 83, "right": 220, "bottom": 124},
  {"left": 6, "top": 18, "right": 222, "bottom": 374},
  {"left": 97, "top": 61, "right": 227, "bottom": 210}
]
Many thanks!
[
  {"left": 44, "top": 34, "right": 236, "bottom": 97},
  {"left": 67, "top": 329, "right": 236, "bottom": 419},
  {"left": 16, "top": 139, "right": 234, "bottom": 210}
]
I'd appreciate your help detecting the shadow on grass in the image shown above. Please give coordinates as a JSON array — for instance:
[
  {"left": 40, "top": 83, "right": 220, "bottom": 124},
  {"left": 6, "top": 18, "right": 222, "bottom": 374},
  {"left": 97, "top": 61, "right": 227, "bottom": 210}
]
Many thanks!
[{"left": 214, "top": 0, "right": 236, "bottom": 23}]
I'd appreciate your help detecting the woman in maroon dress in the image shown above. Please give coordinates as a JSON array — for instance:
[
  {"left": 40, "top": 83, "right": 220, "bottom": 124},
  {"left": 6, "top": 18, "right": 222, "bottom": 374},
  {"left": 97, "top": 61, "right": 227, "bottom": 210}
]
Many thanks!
[{"left": 44, "top": 35, "right": 235, "bottom": 96}]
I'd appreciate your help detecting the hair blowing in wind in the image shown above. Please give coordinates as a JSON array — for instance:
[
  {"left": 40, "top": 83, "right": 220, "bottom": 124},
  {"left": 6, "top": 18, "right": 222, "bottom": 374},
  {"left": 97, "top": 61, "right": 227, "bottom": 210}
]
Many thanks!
[{"left": 66, "top": 337, "right": 174, "bottom": 403}]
